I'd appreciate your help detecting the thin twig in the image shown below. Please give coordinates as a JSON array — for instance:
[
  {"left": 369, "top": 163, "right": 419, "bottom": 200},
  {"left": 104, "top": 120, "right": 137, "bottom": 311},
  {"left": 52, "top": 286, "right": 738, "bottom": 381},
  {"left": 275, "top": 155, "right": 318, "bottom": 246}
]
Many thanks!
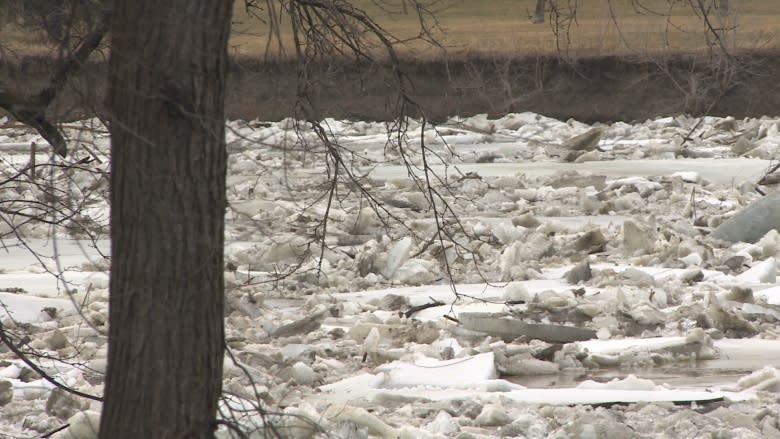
[{"left": 0, "top": 320, "right": 102, "bottom": 402}]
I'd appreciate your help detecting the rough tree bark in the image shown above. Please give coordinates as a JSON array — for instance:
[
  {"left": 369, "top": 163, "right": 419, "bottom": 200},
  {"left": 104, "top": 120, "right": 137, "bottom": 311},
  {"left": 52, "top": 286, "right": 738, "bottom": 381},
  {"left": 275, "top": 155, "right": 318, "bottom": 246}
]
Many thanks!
[{"left": 100, "top": 1, "right": 232, "bottom": 437}]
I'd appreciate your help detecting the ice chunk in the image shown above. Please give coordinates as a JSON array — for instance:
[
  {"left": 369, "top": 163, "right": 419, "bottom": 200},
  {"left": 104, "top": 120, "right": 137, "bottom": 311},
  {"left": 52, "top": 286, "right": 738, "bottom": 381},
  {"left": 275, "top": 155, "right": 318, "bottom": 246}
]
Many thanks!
[
  {"left": 0, "top": 292, "right": 73, "bottom": 324},
  {"left": 756, "top": 285, "right": 780, "bottom": 305},
  {"left": 282, "top": 404, "right": 323, "bottom": 439},
  {"left": 382, "top": 237, "right": 413, "bottom": 279},
  {"left": 0, "top": 381, "right": 10, "bottom": 406},
  {"left": 570, "top": 229, "right": 608, "bottom": 253},
  {"left": 271, "top": 306, "right": 328, "bottom": 338},
  {"left": 545, "top": 171, "right": 607, "bottom": 190},
  {"left": 743, "top": 229, "right": 780, "bottom": 259},
  {"left": 679, "top": 268, "right": 704, "bottom": 284},
  {"left": 320, "top": 373, "right": 386, "bottom": 394},
  {"left": 607, "top": 176, "right": 663, "bottom": 192},
  {"left": 733, "top": 366, "right": 780, "bottom": 392},
  {"left": 735, "top": 257, "right": 776, "bottom": 283},
  {"left": 712, "top": 191, "right": 780, "bottom": 243},
  {"left": 46, "top": 387, "right": 89, "bottom": 420},
  {"left": 679, "top": 252, "right": 703, "bottom": 267},
  {"left": 0, "top": 364, "right": 21, "bottom": 379},
  {"left": 623, "top": 220, "right": 654, "bottom": 254},
  {"left": 54, "top": 410, "right": 100, "bottom": 439},
  {"left": 377, "top": 352, "right": 497, "bottom": 388},
  {"left": 458, "top": 312, "right": 596, "bottom": 343},
  {"left": 565, "top": 260, "right": 592, "bottom": 284},
  {"left": 291, "top": 361, "right": 316, "bottom": 385},
  {"left": 563, "top": 127, "right": 605, "bottom": 152},
  {"left": 576, "top": 334, "right": 711, "bottom": 358},
  {"left": 671, "top": 171, "right": 701, "bottom": 183},
  {"left": 475, "top": 404, "right": 512, "bottom": 426},
  {"left": 503, "top": 283, "right": 532, "bottom": 303},
  {"left": 426, "top": 411, "right": 460, "bottom": 435},
  {"left": 431, "top": 337, "right": 464, "bottom": 358},
  {"left": 569, "top": 150, "right": 600, "bottom": 162},
  {"left": 496, "top": 354, "right": 559, "bottom": 376},
  {"left": 392, "top": 258, "right": 436, "bottom": 284},
  {"left": 351, "top": 207, "right": 380, "bottom": 234},
  {"left": 577, "top": 374, "right": 659, "bottom": 391},
  {"left": 512, "top": 213, "right": 541, "bottom": 228},
  {"left": 14, "top": 378, "right": 54, "bottom": 400},
  {"left": 324, "top": 405, "right": 398, "bottom": 438}
]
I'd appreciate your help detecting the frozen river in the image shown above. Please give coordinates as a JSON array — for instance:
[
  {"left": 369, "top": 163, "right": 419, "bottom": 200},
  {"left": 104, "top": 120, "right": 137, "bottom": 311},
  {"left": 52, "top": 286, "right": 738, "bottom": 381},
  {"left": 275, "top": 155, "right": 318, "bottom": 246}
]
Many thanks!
[{"left": 4, "top": 112, "right": 780, "bottom": 437}]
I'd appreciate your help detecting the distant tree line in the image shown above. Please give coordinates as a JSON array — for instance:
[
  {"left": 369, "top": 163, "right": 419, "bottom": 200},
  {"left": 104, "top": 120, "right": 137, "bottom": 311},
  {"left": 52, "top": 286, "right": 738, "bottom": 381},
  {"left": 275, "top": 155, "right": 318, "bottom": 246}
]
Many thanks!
[
  {"left": 531, "top": 0, "right": 732, "bottom": 24},
  {"left": 0, "top": 0, "right": 102, "bottom": 41}
]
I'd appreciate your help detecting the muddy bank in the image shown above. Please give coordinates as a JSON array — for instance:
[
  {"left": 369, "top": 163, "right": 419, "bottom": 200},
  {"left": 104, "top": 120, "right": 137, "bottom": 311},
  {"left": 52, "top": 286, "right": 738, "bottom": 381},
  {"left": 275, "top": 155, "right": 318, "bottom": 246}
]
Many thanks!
[
  {"left": 3, "top": 50, "right": 780, "bottom": 123},
  {"left": 227, "top": 51, "right": 780, "bottom": 123}
]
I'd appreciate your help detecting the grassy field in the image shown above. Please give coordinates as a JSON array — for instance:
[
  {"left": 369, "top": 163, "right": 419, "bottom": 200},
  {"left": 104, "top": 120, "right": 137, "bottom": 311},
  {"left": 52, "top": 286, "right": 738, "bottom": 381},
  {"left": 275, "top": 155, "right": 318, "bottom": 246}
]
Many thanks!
[
  {"left": 3, "top": 2, "right": 780, "bottom": 124},
  {"left": 1, "top": 1, "right": 778, "bottom": 59},
  {"left": 229, "top": 0, "right": 780, "bottom": 58}
]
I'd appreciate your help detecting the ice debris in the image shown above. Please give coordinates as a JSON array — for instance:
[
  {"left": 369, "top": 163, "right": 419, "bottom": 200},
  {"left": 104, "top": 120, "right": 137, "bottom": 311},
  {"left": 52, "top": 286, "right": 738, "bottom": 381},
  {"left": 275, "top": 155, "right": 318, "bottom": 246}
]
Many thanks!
[
  {"left": 712, "top": 191, "right": 780, "bottom": 243},
  {"left": 458, "top": 312, "right": 597, "bottom": 343}
]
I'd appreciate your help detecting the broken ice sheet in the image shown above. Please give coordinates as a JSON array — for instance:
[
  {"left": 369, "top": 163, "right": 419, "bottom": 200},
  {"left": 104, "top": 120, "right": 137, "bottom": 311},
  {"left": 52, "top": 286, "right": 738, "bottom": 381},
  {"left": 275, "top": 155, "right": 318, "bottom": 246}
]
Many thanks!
[
  {"left": 10, "top": 113, "right": 780, "bottom": 436},
  {"left": 319, "top": 352, "right": 733, "bottom": 406},
  {"left": 0, "top": 292, "right": 74, "bottom": 324},
  {"left": 574, "top": 332, "right": 717, "bottom": 362},
  {"left": 457, "top": 312, "right": 597, "bottom": 343}
]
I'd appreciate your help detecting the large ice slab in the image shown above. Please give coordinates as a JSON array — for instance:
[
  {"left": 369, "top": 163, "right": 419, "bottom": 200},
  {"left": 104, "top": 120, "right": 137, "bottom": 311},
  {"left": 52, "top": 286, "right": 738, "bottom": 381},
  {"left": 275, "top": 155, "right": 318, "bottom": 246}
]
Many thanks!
[{"left": 0, "top": 292, "right": 74, "bottom": 323}]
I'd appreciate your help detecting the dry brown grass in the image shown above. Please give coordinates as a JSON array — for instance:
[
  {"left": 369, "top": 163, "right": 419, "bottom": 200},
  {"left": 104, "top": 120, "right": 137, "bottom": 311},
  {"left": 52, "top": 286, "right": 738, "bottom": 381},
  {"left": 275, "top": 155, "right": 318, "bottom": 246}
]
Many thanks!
[
  {"left": 229, "top": 0, "right": 780, "bottom": 59},
  {"left": 1, "top": 1, "right": 778, "bottom": 60}
]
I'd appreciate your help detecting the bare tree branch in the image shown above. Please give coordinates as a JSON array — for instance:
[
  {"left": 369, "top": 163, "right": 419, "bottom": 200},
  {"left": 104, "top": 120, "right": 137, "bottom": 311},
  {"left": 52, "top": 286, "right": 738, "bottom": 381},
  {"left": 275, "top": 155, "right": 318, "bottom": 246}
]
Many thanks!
[
  {"left": 0, "top": 4, "right": 111, "bottom": 157},
  {"left": 0, "top": 319, "right": 103, "bottom": 402}
]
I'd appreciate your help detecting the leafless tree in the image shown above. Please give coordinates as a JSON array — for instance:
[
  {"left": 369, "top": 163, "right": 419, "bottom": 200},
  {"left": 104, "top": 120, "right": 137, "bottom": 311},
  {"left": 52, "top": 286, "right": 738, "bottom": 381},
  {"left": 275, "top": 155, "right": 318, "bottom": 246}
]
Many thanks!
[
  {"left": 97, "top": 1, "right": 233, "bottom": 437},
  {"left": 1, "top": 0, "right": 471, "bottom": 436}
]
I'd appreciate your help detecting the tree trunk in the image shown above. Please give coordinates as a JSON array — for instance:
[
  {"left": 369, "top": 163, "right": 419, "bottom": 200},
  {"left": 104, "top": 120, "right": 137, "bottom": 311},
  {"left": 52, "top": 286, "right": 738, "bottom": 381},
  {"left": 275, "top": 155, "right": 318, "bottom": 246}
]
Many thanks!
[
  {"left": 533, "top": 0, "right": 545, "bottom": 23},
  {"left": 100, "top": 1, "right": 231, "bottom": 437}
]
